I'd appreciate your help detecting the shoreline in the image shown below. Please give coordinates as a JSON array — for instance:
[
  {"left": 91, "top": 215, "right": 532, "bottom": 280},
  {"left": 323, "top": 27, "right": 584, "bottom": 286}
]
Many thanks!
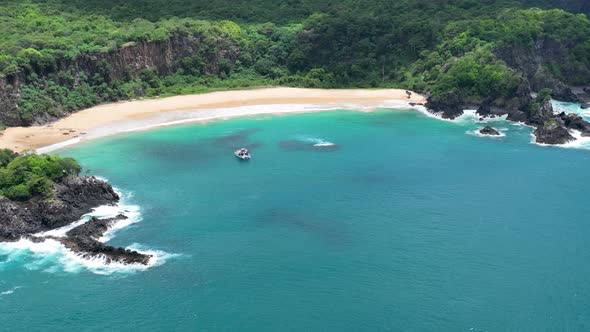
[{"left": 0, "top": 87, "right": 426, "bottom": 153}]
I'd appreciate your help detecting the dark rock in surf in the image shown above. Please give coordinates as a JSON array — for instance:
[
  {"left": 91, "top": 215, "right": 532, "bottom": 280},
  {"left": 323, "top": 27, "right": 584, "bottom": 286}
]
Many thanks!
[
  {"left": 0, "top": 176, "right": 152, "bottom": 266},
  {"left": 560, "top": 112, "right": 590, "bottom": 136},
  {"left": 425, "top": 92, "right": 464, "bottom": 119},
  {"left": 479, "top": 126, "right": 501, "bottom": 136},
  {"left": 0, "top": 176, "right": 119, "bottom": 240},
  {"left": 66, "top": 215, "right": 127, "bottom": 239},
  {"left": 533, "top": 119, "right": 575, "bottom": 145},
  {"left": 60, "top": 236, "right": 150, "bottom": 265}
]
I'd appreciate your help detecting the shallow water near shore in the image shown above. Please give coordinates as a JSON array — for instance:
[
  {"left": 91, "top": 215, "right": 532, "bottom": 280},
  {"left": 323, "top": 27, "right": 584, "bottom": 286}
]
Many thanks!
[{"left": 2, "top": 108, "right": 590, "bottom": 331}]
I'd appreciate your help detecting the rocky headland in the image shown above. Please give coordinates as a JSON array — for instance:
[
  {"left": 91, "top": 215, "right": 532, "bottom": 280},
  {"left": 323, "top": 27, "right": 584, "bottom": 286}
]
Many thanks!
[
  {"left": 0, "top": 176, "right": 151, "bottom": 265},
  {"left": 425, "top": 34, "right": 590, "bottom": 145}
]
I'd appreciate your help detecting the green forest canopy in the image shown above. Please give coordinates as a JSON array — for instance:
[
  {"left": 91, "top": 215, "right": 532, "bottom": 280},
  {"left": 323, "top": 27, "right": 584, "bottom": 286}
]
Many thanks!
[
  {"left": 0, "top": 150, "right": 81, "bottom": 201},
  {"left": 1, "top": 0, "right": 589, "bottom": 125}
]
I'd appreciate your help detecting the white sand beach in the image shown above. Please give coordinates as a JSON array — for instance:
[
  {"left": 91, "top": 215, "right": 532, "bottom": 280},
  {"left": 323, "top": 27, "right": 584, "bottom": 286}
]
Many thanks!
[{"left": 0, "top": 87, "right": 426, "bottom": 153}]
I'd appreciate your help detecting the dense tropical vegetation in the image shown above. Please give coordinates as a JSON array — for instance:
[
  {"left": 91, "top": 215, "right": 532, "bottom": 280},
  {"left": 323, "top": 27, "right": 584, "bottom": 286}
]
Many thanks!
[
  {"left": 0, "top": 150, "right": 81, "bottom": 201},
  {"left": 0, "top": 0, "right": 589, "bottom": 126},
  {"left": 0, "top": 0, "right": 589, "bottom": 200}
]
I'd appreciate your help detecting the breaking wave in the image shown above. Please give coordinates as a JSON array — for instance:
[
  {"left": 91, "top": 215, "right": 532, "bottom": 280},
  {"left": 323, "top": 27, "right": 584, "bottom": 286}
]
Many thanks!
[
  {"left": 0, "top": 181, "right": 175, "bottom": 275},
  {"left": 532, "top": 130, "right": 590, "bottom": 150},
  {"left": 417, "top": 102, "right": 590, "bottom": 151},
  {"left": 552, "top": 100, "right": 590, "bottom": 121}
]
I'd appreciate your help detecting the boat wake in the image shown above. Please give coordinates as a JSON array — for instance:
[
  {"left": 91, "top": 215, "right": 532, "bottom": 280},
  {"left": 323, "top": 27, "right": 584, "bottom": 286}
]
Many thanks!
[{"left": 0, "top": 182, "right": 176, "bottom": 275}]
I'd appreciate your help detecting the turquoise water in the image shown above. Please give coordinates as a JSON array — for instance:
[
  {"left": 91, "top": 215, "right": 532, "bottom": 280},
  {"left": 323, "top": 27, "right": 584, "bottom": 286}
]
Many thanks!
[{"left": 2, "top": 108, "right": 590, "bottom": 331}]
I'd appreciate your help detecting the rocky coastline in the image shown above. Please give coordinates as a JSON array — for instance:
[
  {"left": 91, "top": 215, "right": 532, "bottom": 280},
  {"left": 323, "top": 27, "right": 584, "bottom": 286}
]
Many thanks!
[
  {"left": 0, "top": 176, "right": 151, "bottom": 265},
  {"left": 425, "top": 87, "right": 590, "bottom": 145},
  {"left": 425, "top": 35, "right": 590, "bottom": 146}
]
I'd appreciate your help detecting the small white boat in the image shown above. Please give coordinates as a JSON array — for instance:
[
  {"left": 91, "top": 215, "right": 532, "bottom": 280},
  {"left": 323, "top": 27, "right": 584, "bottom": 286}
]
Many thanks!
[{"left": 234, "top": 148, "right": 251, "bottom": 160}]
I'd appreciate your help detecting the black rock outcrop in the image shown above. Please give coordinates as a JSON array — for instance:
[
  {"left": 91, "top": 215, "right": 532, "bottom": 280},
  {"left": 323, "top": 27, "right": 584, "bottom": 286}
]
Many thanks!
[
  {"left": 61, "top": 214, "right": 150, "bottom": 265},
  {"left": 426, "top": 84, "right": 590, "bottom": 145},
  {"left": 479, "top": 126, "right": 501, "bottom": 136},
  {"left": 0, "top": 176, "right": 151, "bottom": 265},
  {"left": 559, "top": 112, "right": 590, "bottom": 136},
  {"left": 424, "top": 92, "right": 465, "bottom": 119},
  {"left": 425, "top": 33, "right": 590, "bottom": 146},
  {"left": 0, "top": 176, "right": 118, "bottom": 241},
  {"left": 533, "top": 119, "right": 575, "bottom": 144}
]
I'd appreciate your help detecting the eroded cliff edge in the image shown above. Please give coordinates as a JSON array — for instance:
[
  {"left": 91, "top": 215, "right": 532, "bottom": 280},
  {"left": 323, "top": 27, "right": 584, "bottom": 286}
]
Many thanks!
[{"left": 0, "top": 33, "right": 240, "bottom": 127}]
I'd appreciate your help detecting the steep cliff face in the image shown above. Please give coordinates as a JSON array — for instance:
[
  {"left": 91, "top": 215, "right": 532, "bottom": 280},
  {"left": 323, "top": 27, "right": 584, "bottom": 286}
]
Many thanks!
[
  {"left": 0, "top": 74, "right": 23, "bottom": 127},
  {"left": 54, "top": 34, "right": 239, "bottom": 82},
  {"left": 0, "top": 33, "right": 241, "bottom": 127},
  {"left": 426, "top": 35, "right": 590, "bottom": 144},
  {"left": 494, "top": 37, "right": 588, "bottom": 102}
]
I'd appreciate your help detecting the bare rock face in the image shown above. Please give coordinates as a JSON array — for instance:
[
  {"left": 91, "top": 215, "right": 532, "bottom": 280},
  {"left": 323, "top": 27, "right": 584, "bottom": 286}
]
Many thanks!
[
  {"left": 60, "top": 236, "right": 150, "bottom": 265},
  {"left": 61, "top": 215, "right": 151, "bottom": 265},
  {"left": 0, "top": 176, "right": 151, "bottom": 265},
  {"left": 0, "top": 75, "right": 24, "bottom": 127},
  {"left": 479, "top": 126, "right": 501, "bottom": 136},
  {"left": 528, "top": 98, "right": 555, "bottom": 127},
  {"left": 560, "top": 112, "right": 590, "bottom": 136},
  {"left": 533, "top": 119, "right": 575, "bottom": 145},
  {"left": 0, "top": 33, "right": 241, "bottom": 127},
  {"left": 0, "top": 176, "right": 119, "bottom": 240},
  {"left": 66, "top": 215, "right": 126, "bottom": 239},
  {"left": 424, "top": 92, "right": 465, "bottom": 119}
]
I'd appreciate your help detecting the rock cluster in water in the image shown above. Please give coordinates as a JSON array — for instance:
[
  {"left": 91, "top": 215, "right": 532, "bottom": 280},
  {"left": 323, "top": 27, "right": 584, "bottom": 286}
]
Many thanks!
[
  {"left": 424, "top": 39, "right": 590, "bottom": 145},
  {"left": 0, "top": 176, "right": 151, "bottom": 265}
]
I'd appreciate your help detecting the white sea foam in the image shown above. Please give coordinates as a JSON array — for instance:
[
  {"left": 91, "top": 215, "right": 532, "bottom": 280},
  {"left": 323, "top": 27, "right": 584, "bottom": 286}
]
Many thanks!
[
  {"left": 415, "top": 101, "right": 590, "bottom": 151},
  {"left": 36, "top": 137, "right": 81, "bottom": 154},
  {"left": 414, "top": 107, "right": 509, "bottom": 124},
  {"left": 1, "top": 180, "right": 173, "bottom": 275},
  {"left": 414, "top": 105, "right": 456, "bottom": 122},
  {"left": 0, "top": 238, "right": 174, "bottom": 275},
  {"left": 0, "top": 286, "right": 22, "bottom": 296},
  {"left": 466, "top": 127, "right": 507, "bottom": 138},
  {"left": 313, "top": 142, "right": 336, "bottom": 147},
  {"left": 34, "top": 187, "right": 140, "bottom": 240},
  {"left": 532, "top": 129, "right": 590, "bottom": 150},
  {"left": 552, "top": 100, "right": 588, "bottom": 116},
  {"left": 296, "top": 135, "right": 336, "bottom": 147},
  {"left": 60, "top": 243, "right": 177, "bottom": 275},
  {"left": 36, "top": 101, "right": 422, "bottom": 154}
]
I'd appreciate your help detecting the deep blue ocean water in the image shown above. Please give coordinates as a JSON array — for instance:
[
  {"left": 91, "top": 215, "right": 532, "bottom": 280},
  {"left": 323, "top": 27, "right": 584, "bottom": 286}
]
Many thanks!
[{"left": 2, "top": 106, "right": 590, "bottom": 331}]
